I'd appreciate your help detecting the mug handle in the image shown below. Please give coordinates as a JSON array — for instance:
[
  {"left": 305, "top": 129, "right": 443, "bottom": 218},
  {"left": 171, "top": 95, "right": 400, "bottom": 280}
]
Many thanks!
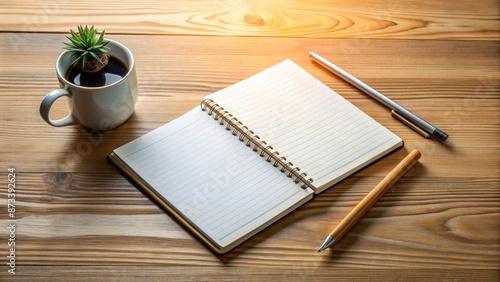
[{"left": 39, "top": 89, "right": 78, "bottom": 127}]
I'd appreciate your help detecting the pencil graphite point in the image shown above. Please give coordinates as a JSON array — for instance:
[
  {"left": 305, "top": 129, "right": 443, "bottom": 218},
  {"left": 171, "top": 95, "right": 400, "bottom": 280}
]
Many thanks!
[
  {"left": 316, "top": 150, "right": 421, "bottom": 253},
  {"left": 317, "top": 235, "right": 335, "bottom": 253}
]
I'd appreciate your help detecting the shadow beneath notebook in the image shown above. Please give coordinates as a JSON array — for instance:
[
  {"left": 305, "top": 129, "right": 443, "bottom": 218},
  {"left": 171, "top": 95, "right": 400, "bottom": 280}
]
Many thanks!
[{"left": 216, "top": 175, "right": 368, "bottom": 263}]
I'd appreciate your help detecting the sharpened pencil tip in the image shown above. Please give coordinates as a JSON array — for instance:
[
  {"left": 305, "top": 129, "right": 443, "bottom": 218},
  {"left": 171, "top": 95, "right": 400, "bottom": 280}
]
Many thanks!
[{"left": 317, "top": 235, "right": 335, "bottom": 253}]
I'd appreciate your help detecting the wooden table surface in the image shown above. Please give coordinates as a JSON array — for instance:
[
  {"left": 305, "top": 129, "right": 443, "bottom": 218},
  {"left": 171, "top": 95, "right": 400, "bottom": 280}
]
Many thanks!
[{"left": 1, "top": 0, "right": 499, "bottom": 280}]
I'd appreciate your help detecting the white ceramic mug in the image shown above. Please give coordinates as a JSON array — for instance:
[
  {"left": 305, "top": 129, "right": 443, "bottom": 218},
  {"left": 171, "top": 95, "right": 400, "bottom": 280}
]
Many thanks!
[{"left": 40, "top": 39, "right": 138, "bottom": 130}]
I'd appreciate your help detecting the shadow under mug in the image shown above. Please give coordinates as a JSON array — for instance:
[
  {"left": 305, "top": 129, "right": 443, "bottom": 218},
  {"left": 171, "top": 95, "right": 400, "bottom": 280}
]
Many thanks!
[{"left": 39, "top": 39, "right": 138, "bottom": 131}]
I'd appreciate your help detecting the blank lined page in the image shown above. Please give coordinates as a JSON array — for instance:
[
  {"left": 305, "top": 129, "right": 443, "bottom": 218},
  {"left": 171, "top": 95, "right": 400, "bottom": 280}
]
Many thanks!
[
  {"left": 112, "top": 107, "right": 314, "bottom": 249},
  {"left": 207, "top": 59, "right": 403, "bottom": 193},
  {"left": 112, "top": 59, "right": 401, "bottom": 252}
]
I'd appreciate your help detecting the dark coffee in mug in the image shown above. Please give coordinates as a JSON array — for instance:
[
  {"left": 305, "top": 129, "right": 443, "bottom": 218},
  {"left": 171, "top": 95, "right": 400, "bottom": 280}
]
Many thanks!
[{"left": 65, "top": 56, "right": 128, "bottom": 87}]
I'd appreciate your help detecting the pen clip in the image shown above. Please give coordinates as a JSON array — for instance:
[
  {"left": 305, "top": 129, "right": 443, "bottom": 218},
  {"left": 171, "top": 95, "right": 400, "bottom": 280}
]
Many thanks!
[{"left": 391, "top": 110, "right": 431, "bottom": 139}]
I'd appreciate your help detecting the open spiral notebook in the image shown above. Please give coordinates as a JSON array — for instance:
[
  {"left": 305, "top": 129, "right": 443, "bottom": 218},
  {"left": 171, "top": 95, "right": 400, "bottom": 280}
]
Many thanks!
[{"left": 109, "top": 59, "right": 403, "bottom": 253}]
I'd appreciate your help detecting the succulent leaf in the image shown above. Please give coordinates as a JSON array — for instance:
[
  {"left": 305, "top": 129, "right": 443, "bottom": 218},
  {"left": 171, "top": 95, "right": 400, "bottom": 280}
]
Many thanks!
[
  {"left": 63, "top": 25, "right": 110, "bottom": 70},
  {"left": 89, "top": 51, "right": 103, "bottom": 63}
]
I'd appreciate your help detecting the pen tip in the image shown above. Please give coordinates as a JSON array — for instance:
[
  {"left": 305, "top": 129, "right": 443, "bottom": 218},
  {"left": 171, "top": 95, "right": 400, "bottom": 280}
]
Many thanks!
[{"left": 317, "top": 235, "right": 335, "bottom": 253}]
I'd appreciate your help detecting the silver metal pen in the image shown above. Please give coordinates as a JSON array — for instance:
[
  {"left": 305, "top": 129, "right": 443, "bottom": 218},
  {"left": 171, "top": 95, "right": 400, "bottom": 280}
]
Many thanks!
[{"left": 309, "top": 51, "right": 448, "bottom": 143}]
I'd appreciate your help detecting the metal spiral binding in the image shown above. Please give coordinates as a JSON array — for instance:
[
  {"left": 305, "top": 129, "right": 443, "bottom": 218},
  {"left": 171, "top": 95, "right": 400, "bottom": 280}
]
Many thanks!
[{"left": 201, "top": 99, "right": 315, "bottom": 189}]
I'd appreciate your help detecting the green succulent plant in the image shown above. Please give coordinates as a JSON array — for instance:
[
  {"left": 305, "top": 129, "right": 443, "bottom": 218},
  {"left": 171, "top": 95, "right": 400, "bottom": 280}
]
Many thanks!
[{"left": 63, "top": 25, "right": 110, "bottom": 73}]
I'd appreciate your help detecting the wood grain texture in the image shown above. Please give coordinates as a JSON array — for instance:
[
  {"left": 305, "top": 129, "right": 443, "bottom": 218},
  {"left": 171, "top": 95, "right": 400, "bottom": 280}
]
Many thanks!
[
  {"left": 8, "top": 267, "right": 500, "bottom": 281},
  {"left": 0, "top": 173, "right": 498, "bottom": 268},
  {"left": 0, "top": 0, "right": 499, "bottom": 280},
  {"left": 0, "top": 32, "right": 499, "bottom": 279},
  {"left": 0, "top": 0, "right": 498, "bottom": 40},
  {"left": 1, "top": 34, "right": 498, "bottom": 178}
]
